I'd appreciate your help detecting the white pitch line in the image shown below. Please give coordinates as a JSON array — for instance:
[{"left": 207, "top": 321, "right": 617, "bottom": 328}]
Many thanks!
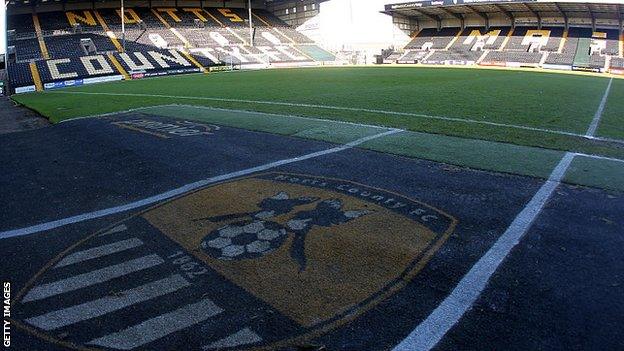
[
  {"left": 392, "top": 152, "right": 575, "bottom": 351},
  {"left": 393, "top": 76, "right": 616, "bottom": 351},
  {"left": 168, "top": 104, "right": 392, "bottom": 130},
  {"left": 22, "top": 254, "right": 164, "bottom": 302},
  {"left": 585, "top": 78, "right": 613, "bottom": 137},
  {"left": 61, "top": 103, "right": 393, "bottom": 131},
  {"left": 54, "top": 238, "right": 143, "bottom": 268},
  {"left": 57, "top": 105, "right": 167, "bottom": 123},
  {"left": 88, "top": 297, "right": 224, "bottom": 350},
  {"left": 25, "top": 274, "right": 190, "bottom": 330},
  {"left": 50, "top": 90, "right": 623, "bottom": 143},
  {"left": 574, "top": 152, "right": 624, "bottom": 164},
  {"left": 0, "top": 128, "right": 402, "bottom": 240}
]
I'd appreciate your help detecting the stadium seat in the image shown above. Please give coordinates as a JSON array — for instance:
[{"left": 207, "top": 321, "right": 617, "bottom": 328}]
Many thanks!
[
  {"left": 11, "top": 38, "right": 43, "bottom": 61},
  {"left": 450, "top": 27, "right": 510, "bottom": 52},
  {"left": 7, "top": 61, "right": 35, "bottom": 88},
  {"left": 405, "top": 28, "right": 460, "bottom": 50},
  {"left": 610, "top": 57, "right": 624, "bottom": 68}
]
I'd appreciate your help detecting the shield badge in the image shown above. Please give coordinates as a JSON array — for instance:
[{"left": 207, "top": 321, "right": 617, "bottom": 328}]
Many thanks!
[{"left": 12, "top": 173, "right": 456, "bottom": 350}]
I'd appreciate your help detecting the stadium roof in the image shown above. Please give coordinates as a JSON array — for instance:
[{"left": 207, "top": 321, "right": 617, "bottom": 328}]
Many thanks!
[
  {"left": 383, "top": 0, "right": 624, "bottom": 22},
  {"left": 6, "top": 0, "right": 329, "bottom": 7}
]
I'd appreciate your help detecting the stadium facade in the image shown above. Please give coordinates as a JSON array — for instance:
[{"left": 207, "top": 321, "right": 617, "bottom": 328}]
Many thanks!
[{"left": 382, "top": 0, "right": 624, "bottom": 73}]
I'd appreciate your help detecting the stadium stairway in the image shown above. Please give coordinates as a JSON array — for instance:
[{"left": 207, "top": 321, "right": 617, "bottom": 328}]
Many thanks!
[
  {"left": 476, "top": 50, "right": 489, "bottom": 64},
  {"left": 32, "top": 14, "right": 50, "bottom": 59},
  {"left": 106, "top": 53, "right": 130, "bottom": 80},
  {"left": 28, "top": 62, "right": 43, "bottom": 92},
  {"left": 558, "top": 29, "right": 568, "bottom": 53},
  {"left": 93, "top": 10, "right": 124, "bottom": 52},
  {"left": 498, "top": 28, "right": 514, "bottom": 51},
  {"left": 181, "top": 51, "right": 208, "bottom": 72},
  {"left": 226, "top": 27, "right": 249, "bottom": 45},
  {"left": 539, "top": 52, "right": 549, "bottom": 65},
  {"left": 150, "top": 9, "right": 192, "bottom": 48},
  {"left": 423, "top": 50, "right": 436, "bottom": 62},
  {"left": 445, "top": 30, "right": 462, "bottom": 50},
  {"left": 250, "top": 12, "right": 295, "bottom": 44}
]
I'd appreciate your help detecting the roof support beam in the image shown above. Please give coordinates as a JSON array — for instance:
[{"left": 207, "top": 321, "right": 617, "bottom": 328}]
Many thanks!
[
  {"left": 466, "top": 5, "right": 489, "bottom": 30},
  {"left": 410, "top": 9, "right": 441, "bottom": 30},
  {"left": 439, "top": 7, "right": 464, "bottom": 28},
  {"left": 554, "top": 3, "right": 568, "bottom": 30},
  {"left": 587, "top": 4, "right": 596, "bottom": 32},
  {"left": 494, "top": 4, "right": 514, "bottom": 27},
  {"left": 524, "top": 3, "right": 541, "bottom": 29},
  {"left": 619, "top": 4, "right": 623, "bottom": 34}
]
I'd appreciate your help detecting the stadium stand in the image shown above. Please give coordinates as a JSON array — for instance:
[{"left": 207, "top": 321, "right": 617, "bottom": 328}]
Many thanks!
[
  {"left": 611, "top": 57, "right": 624, "bottom": 68},
  {"left": 9, "top": 38, "right": 43, "bottom": 62},
  {"left": 397, "top": 50, "right": 429, "bottom": 63},
  {"left": 405, "top": 28, "right": 460, "bottom": 50},
  {"left": 425, "top": 50, "right": 482, "bottom": 65},
  {"left": 449, "top": 27, "right": 511, "bottom": 52},
  {"left": 393, "top": 25, "right": 620, "bottom": 70},
  {"left": 9, "top": 48, "right": 214, "bottom": 92},
  {"left": 206, "top": 8, "right": 249, "bottom": 27},
  {"left": 6, "top": 6, "right": 334, "bottom": 93},
  {"left": 7, "top": 62, "right": 34, "bottom": 89},
  {"left": 8, "top": 14, "right": 35, "bottom": 33},
  {"left": 9, "top": 1, "right": 620, "bottom": 93},
  {"left": 35, "top": 54, "right": 118, "bottom": 84},
  {"left": 483, "top": 50, "right": 543, "bottom": 65},
  {"left": 382, "top": 1, "right": 624, "bottom": 75},
  {"left": 45, "top": 34, "right": 119, "bottom": 58},
  {"left": 112, "top": 49, "right": 208, "bottom": 76}
]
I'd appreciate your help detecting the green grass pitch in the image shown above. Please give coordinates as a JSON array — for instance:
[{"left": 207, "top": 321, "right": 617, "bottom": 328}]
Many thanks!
[{"left": 12, "top": 66, "right": 624, "bottom": 189}]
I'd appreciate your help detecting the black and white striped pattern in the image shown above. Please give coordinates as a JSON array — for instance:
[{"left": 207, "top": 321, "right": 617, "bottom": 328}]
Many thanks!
[{"left": 18, "top": 221, "right": 263, "bottom": 350}]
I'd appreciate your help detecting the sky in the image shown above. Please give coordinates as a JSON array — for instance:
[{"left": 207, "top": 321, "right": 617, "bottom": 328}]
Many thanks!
[{"left": 316, "top": 0, "right": 409, "bottom": 52}]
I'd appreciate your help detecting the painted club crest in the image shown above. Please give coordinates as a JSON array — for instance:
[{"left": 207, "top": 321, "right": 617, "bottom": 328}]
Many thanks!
[
  {"left": 11, "top": 173, "right": 456, "bottom": 350},
  {"left": 197, "top": 192, "right": 371, "bottom": 271},
  {"left": 112, "top": 118, "right": 220, "bottom": 138}
]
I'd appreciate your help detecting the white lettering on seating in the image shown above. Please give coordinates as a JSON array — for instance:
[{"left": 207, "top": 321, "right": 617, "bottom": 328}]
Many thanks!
[
  {"left": 148, "top": 34, "right": 168, "bottom": 49},
  {"left": 256, "top": 46, "right": 284, "bottom": 61},
  {"left": 47, "top": 59, "right": 79, "bottom": 80},
  {"left": 214, "top": 47, "right": 249, "bottom": 63},
  {"left": 209, "top": 32, "right": 230, "bottom": 47},
  {"left": 80, "top": 55, "right": 114, "bottom": 75},
  {"left": 275, "top": 46, "right": 306, "bottom": 61},
  {"left": 147, "top": 50, "right": 190, "bottom": 68},
  {"left": 191, "top": 49, "right": 220, "bottom": 64},
  {"left": 261, "top": 31, "right": 282, "bottom": 45},
  {"left": 183, "top": 8, "right": 208, "bottom": 22},
  {"left": 119, "top": 52, "right": 155, "bottom": 70},
  {"left": 522, "top": 30, "right": 551, "bottom": 47}
]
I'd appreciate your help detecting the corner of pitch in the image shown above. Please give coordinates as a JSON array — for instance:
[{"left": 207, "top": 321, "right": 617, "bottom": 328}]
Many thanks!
[{"left": 12, "top": 172, "right": 457, "bottom": 350}]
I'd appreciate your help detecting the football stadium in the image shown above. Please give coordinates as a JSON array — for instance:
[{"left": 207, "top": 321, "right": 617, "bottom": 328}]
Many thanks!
[{"left": 0, "top": 0, "right": 623, "bottom": 350}]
